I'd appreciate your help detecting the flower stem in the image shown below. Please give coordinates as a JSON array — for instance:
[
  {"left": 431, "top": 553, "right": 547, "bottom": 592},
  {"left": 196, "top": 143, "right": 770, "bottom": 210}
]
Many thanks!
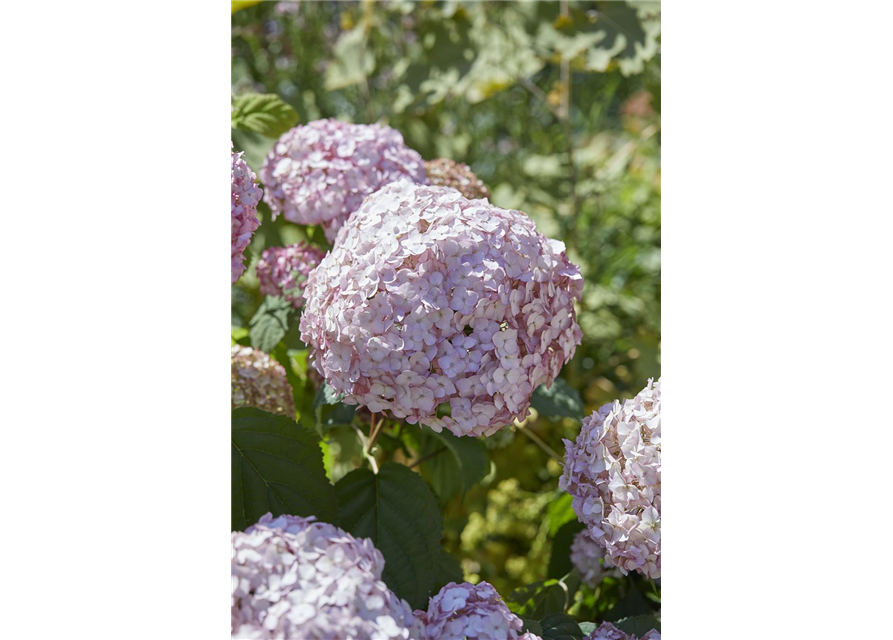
[{"left": 517, "top": 423, "right": 563, "bottom": 463}]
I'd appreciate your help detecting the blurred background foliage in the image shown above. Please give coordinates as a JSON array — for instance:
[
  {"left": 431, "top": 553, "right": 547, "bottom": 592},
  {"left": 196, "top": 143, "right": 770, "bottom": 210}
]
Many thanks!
[{"left": 232, "top": 0, "right": 660, "bottom": 612}]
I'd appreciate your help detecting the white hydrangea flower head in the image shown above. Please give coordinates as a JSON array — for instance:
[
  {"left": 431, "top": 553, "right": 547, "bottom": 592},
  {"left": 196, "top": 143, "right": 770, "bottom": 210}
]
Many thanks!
[
  {"left": 584, "top": 622, "right": 660, "bottom": 640},
  {"left": 570, "top": 530, "right": 611, "bottom": 587},
  {"left": 231, "top": 345, "right": 295, "bottom": 417},
  {"left": 232, "top": 513, "right": 423, "bottom": 639},
  {"left": 415, "top": 581, "right": 542, "bottom": 640},
  {"left": 560, "top": 378, "right": 661, "bottom": 578},
  {"left": 299, "top": 180, "right": 583, "bottom": 438},
  {"left": 259, "top": 118, "right": 427, "bottom": 242},
  {"left": 232, "top": 142, "right": 262, "bottom": 284}
]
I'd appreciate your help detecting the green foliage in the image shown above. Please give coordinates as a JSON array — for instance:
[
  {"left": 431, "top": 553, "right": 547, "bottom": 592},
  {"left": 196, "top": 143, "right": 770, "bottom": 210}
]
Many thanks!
[
  {"left": 531, "top": 378, "right": 585, "bottom": 420},
  {"left": 539, "top": 613, "right": 584, "bottom": 640},
  {"left": 231, "top": 407, "right": 337, "bottom": 531},
  {"left": 615, "top": 615, "right": 661, "bottom": 636},
  {"left": 335, "top": 462, "right": 447, "bottom": 610},
  {"left": 248, "top": 296, "right": 292, "bottom": 353},
  {"left": 548, "top": 520, "right": 586, "bottom": 579},
  {"left": 231, "top": 92, "right": 298, "bottom": 138},
  {"left": 413, "top": 427, "right": 490, "bottom": 505},
  {"left": 547, "top": 492, "right": 579, "bottom": 537},
  {"left": 508, "top": 573, "right": 580, "bottom": 619},
  {"left": 312, "top": 382, "right": 356, "bottom": 433}
]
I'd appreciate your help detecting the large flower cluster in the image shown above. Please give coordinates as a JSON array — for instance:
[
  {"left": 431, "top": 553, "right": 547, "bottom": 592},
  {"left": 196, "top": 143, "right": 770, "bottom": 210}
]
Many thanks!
[
  {"left": 232, "top": 513, "right": 422, "bottom": 639},
  {"left": 231, "top": 345, "right": 295, "bottom": 417},
  {"left": 299, "top": 180, "right": 583, "bottom": 437},
  {"left": 424, "top": 158, "right": 490, "bottom": 201},
  {"left": 260, "top": 119, "right": 427, "bottom": 242},
  {"left": 584, "top": 622, "right": 660, "bottom": 640},
  {"left": 415, "top": 581, "right": 541, "bottom": 640},
  {"left": 560, "top": 378, "right": 661, "bottom": 578},
  {"left": 232, "top": 143, "right": 263, "bottom": 284},
  {"left": 256, "top": 242, "right": 328, "bottom": 309},
  {"left": 570, "top": 530, "right": 610, "bottom": 587}
]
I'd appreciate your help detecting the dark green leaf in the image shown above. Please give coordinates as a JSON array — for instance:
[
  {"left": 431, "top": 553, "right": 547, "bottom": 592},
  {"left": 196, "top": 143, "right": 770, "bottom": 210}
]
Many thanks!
[
  {"left": 231, "top": 93, "right": 298, "bottom": 138},
  {"left": 548, "top": 519, "right": 586, "bottom": 579},
  {"left": 531, "top": 378, "right": 585, "bottom": 420},
  {"left": 249, "top": 296, "right": 293, "bottom": 353},
  {"left": 539, "top": 613, "right": 584, "bottom": 640},
  {"left": 547, "top": 492, "right": 579, "bottom": 536},
  {"left": 313, "top": 383, "right": 356, "bottom": 433},
  {"left": 605, "top": 583, "right": 654, "bottom": 622},
  {"left": 522, "top": 619, "right": 544, "bottom": 636},
  {"left": 417, "top": 427, "right": 489, "bottom": 504},
  {"left": 615, "top": 615, "right": 661, "bottom": 636},
  {"left": 508, "top": 575, "right": 578, "bottom": 618},
  {"left": 432, "top": 547, "right": 464, "bottom": 594},
  {"left": 231, "top": 407, "right": 337, "bottom": 531},
  {"left": 335, "top": 462, "right": 444, "bottom": 610}
]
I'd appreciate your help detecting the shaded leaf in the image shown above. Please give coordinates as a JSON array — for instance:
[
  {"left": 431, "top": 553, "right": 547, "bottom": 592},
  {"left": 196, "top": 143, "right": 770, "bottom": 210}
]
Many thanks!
[
  {"left": 540, "top": 613, "right": 584, "bottom": 640},
  {"left": 417, "top": 427, "right": 489, "bottom": 504},
  {"left": 605, "top": 583, "right": 653, "bottom": 621},
  {"left": 231, "top": 407, "right": 337, "bottom": 531},
  {"left": 547, "top": 492, "right": 578, "bottom": 537},
  {"left": 523, "top": 619, "right": 544, "bottom": 636},
  {"left": 249, "top": 296, "right": 293, "bottom": 353},
  {"left": 615, "top": 615, "right": 661, "bottom": 636},
  {"left": 531, "top": 378, "right": 585, "bottom": 420},
  {"left": 508, "top": 575, "right": 578, "bottom": 618},
  {"left": 312, "top": 382, "right": 356, "bottom": 433},
  {"left": 548, "top": 519, "right": 586, "bottom": 579},
  {"left": 231, "top": 93, "right": 298, "bottom": 138}
]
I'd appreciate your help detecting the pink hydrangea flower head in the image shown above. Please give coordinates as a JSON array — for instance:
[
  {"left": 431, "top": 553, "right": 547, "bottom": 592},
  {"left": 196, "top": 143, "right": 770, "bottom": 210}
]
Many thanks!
[
  {"left": 560, "top": 378, "right": 661, "bottom": 578},
  {"left": 256, "top": 242, "right": 328, "bottom": 309},
  {"left": 424, "top": 158, "right": 490, "bottom": 200},
  {"left": 231, "top": 345, "right": 295, "bottom": 417},
  {"left": 570, "top": 530, "right": 611, "bottom": 587},
  {"left": 583, "top": 622, "right": 660, "bottom": 640},
  {"left": 415, "top": 581, "right": 542, "bottom": 640},
  {"left": 260, "top": 119, "right": 427, "bottom": 242},
  {"left": 299, "top": 180, "right": 583, "bottom": 437},
  {"left": 232, "top": 512, "right": 423, "bottom": 639},
  {"left": 232, "top": 142, "right": 263, "bottom": 284}
]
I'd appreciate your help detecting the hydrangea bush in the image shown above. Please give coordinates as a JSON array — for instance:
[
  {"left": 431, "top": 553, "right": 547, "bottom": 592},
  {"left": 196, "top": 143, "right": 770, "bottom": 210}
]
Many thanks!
[
  {"left": 231, "top": 345, "right": 295, "bottom": 417},
  {"left": 424, "top": 158, "right": 490, "bottom": 201},
  {"left": 232, "top": 513, "right": 422, "bottom": 639},
  {"left": 256, "top": 241, "right": 327, "bottom": 309},
  {"left": 571, "top": 530, "right": 611, "bottom": 587},
  {"left": 231, "top": 142, "right": 262, "bottom": 284},
  {"left": 299, "top": 180, "right": 583, "bottom": 437},
  {"left": 584, "top": 622, "right": 661, "bottom": 640},
  {"left": 560, "top": 378, "right": 662, "bottom": 578},
  {"left": 259, "top": 119, "right": 426, "bottom": 242}
]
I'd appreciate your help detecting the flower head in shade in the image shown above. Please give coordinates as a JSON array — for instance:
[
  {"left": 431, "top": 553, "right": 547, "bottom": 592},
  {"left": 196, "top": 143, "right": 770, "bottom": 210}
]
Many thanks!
[
  {"left": 299, "top": 180, "right": 583, "bottom": 438},
  {"left": 232, "top": 143, "right": 263, "bottom": 284},
  {"left": 256, "top": 242, "right": 327, "bottom": 309},
  {"left": 415, "top": 581, "right": 542, "bottom": 640},
  {"left": 232, "top": 513, "right": 423, "bottom": 640},
  {"left": 570, "top": 530, "right": 611, "bottom": 587},
  {"left": 584, "top": 622, "right": 660, "bottom": 640},
  {"left": 260, "top": 119, "right": 426, "bottom": 242},
  {"left": 424, "top": 158, "right": 490, "bottom": 201},
  {"left": 560, "top": 378, "right": 661, "bottom": 578},
  {"left": 231, "top": 345, "right": 295, "bottom": 417}
]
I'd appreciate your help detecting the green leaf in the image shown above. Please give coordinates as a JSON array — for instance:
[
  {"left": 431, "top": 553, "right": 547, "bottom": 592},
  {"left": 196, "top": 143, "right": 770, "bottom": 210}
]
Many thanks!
[
  {"left": 231, "top": 93, "right": 298, "bottom": 138},
  {"left": 539, "top": 613, "right": 584, "bottom": 640},
  {"left": 432, "top": 547, "right": 464, "bottom": 593},
  {"left": 231, "top": 407, "right": 338, "bottom": 531},
  {"left": 324, "top": 25, "right": 375, "bottom": 91},
  {"left": 531, "top": 378, "right": 585, "bottom": 420},
  {"left": 249, "top": 296, "right": 293, "bottom": 353},
  {"left": 615, "top": 615, "right": 661, "bottom": 636},
  {"left": 522, "top": 619, "right": 544, "bottom": 636},
  {"left": 417, "top": 427, "right": 489, "bottom": 504},
  {"left": 548, "top": 519, "right": 586, "bottom": 579},
  {"left": 312, "top": 383, "right": 356, "bottom": 433},
  {"left": 335, "top": 462, "right": 445, "bottom": 609},
  {"left": 579, "top": 622, "right": 597, "bottom": 635},
  {"left": 508, "top": 574, "right": 579, "bottom": 618},
  {"left": 547, "top": 492, "right": 579, "bottom": 537},
  {"left": 605, "top": 583, "right": 654, "bottom": 622}
]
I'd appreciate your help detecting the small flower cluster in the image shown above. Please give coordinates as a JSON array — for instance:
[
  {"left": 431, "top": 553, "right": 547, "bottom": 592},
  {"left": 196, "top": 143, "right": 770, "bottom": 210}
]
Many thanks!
[
  {"left": 256, "top": 242, "right": 328, "bottom": 308},
  {"left": 260, "top": 119, "right": 427, "bottom": 242},
  {"left": 415, "top": 581, "right": 541, "bottom": 640},
  {"left": 584, "top": 622, "right": 660, "bottom": 640},
  {"left": 299, "top": 180, "right": 583, "bottom": 437},
  {"left": 560, "top": 378, "right": 661, "bottom": 578},
  {"left": 424, "top": 158, "right": 490, "bottom": 201},
  {"left": 570, "top": 530, "right": 611, "bottom": 587},
  {"left": 232, "top": 143, "right": 263, "bottom": 284},
  {"left": 232, "top": 513, "right": 422, "bottom": 639},
  {"left": 231, "top": 345, "right": 295, "bottom": 417}
]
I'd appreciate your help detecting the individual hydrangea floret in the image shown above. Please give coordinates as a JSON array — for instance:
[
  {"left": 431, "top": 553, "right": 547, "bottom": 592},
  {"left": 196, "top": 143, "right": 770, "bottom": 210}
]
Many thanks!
[
  {"left": 584, "top": 622, "right": 660, "bottom": 640},
  {"left": 299, "top": 180, "right": 583, "bottom": 438},
  {"left": 415, "top": 581, "right": 542, "bottom": 640},
  {"left": 560, "top": 378, "right": 661, "bottom": 578},
  {"left": 232, "top": 142, "right": 263, "bottom": 284},
  {"left": 260, "top": 119, "right": 427, "bottom": 242},
  {"left": 231, "top": 345, "right": 295, "bottom": 417},
  {"left": 571, "top": 530, "right": 611, "bottom": 587},
  {"left": 232, "top": 512, "right": 423, "bottom": 639},
  {"left": 256, "top": 242, "right": 327, "bottom": 309},
  {"left": 424, "top": 158, "right": 490, "bottom": 201}
]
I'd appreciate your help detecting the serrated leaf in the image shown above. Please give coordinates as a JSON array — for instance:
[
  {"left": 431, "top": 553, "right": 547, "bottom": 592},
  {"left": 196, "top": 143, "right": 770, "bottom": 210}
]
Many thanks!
[
  {"left": 615, "top": 615, "right": 661, "bottom": 636},
  {"left": 548, "top": 519, "right": 586, "bottom": 579},
  {"left": 249, "top": 296, "right": 292, "bottom": 353},
  {"left": 508, "top": 575, "right": 578, "bottom": 618},
  {"left": 417, "top": 427, "right": 489, "bottom": 504},
  {"left": 547, "top": 492, "right": 579, "bottom": 537},
  {"left": 335, "top": 462, "right": 444, "bottom": 610},
  {"left": 539, "top": 613, "right": 584, "bottom": 640},
  {"left": 231, "top": 93, "right": 298, "bottom": 138},
  {"left": 231, "top": 407, "right": 337, "bottom": 531},
  {"left": 432, "top": 547, "right": 464, "bottom": 593},
  {"left": 531, "top": 378, "right": 585, "bottom": 420}
]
